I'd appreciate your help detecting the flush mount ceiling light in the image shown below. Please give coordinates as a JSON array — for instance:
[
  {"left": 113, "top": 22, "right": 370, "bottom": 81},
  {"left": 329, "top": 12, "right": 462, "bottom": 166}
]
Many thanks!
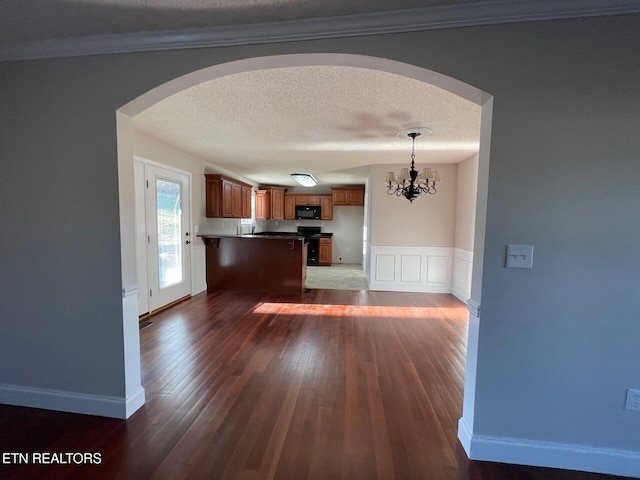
[
  {"left": 291, "top": 173, "right": 317, "bottom": 187},
  {"left": 385, "top": 128, "right": 440, "bottom": 203}
]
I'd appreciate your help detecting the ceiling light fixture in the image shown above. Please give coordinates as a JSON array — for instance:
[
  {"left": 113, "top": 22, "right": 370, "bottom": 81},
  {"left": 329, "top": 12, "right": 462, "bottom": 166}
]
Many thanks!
[
  {"left": 385, "top": 129, "right": 440, "bottom": 203},
  {"left": 291, "top": 173, "right": 317, "bottom": 187}
]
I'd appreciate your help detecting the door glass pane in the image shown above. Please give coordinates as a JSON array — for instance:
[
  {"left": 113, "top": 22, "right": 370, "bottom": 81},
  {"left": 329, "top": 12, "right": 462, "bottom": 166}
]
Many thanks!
[{"left": 156, "top": 178, "right": 182, "bottom": 289}]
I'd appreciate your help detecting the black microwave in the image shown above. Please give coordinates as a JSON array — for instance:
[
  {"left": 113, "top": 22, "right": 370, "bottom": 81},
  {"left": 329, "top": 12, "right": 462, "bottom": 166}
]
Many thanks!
[{"left": 295, "top": 205, "right": 321, "bottom": 220}]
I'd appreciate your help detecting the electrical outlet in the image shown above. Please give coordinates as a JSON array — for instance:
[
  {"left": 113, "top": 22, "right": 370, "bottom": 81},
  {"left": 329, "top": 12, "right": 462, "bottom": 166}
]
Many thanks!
[{"left": 625, "top": 389, "right": 640, "bottom": 411}]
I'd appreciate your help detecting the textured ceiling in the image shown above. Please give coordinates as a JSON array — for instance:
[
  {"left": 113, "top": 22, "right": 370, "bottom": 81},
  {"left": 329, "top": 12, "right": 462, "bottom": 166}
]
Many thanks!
[{"left": 133, "top": 66, "right": 481, "bottom": 187}]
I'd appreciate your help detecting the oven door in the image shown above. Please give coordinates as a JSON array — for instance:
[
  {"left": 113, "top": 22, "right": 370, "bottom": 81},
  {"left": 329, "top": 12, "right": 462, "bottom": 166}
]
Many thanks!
[{"left": 305, "top": 238, "right": 319, "bottom": 265}]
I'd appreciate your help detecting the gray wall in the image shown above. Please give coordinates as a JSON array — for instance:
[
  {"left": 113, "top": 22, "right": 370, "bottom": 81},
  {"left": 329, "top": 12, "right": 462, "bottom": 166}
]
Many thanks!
[{"left": 1, "top": 12, "right": 638, "bottom": 470}]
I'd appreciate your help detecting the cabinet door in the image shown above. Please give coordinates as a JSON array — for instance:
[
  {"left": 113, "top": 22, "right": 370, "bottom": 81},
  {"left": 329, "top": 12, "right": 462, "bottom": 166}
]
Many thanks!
[
  {"left": 284, "top": 195, "right": 295, "bottom": 220},
  {"left": 306, "top": 195, "right": 320, "bottom": 205},
  {"left": 347, "top": 188, "right": 364, "bottom": 205},
  {"left": 271, "top": 188, "right": 284, "bottom": 220},
  {"left": 295, "top": 195, "right": 307, "bottom": 205},
  {"left": 241, "top": 185, "right": 252, "bottom": 218},
  {"left": 255, "top": 191, "right": 269, "bottom": 220},
  {"left": 319, "top": 239, "right": 331, "bottom": 265},
  {"left": 320, "top": 195, "right": 332, "bottom": 220},
  {"left": 332, "top": 189, "right": 347, "bottom": 205},
  {"left": 221, "top": 178, "right": 234, "bottom": 217},
  {"left": 231, "top": 183, "right": 242, "bottom": 218},
  {"left": 205, "top": 176, "right": 221, "bottom": 217}
]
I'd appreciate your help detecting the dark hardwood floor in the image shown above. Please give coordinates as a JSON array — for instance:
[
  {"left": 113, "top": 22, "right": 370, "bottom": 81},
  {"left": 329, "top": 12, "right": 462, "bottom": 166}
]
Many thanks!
[{"left": 0, "top": 289, "right": 631, "bottom": 479}]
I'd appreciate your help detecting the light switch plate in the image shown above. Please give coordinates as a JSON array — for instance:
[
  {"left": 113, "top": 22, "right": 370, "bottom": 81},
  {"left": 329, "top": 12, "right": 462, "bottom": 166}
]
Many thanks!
[
  {"left": 626, "top": 389, "right": 640, "bottom": 411},
  {"left": 506, "top": 244, "right": 534, "bottom": 268}
]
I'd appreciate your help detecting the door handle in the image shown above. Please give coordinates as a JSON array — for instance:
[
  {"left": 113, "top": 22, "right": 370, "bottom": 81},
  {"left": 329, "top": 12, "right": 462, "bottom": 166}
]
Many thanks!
[{"left": 185, "top": 240, "right": 191, "bottom": 245}]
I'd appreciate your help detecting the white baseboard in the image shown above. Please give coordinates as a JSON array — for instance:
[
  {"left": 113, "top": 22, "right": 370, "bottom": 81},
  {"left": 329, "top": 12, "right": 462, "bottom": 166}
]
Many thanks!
[
  {"left": 458, "top": 417, "right": 473, "bottom": 454},
  {"left": 124, "top": 386, "right": 146, "bottom": 418},
  {"left": 459, "top": 424, "right": 640, "bottom": 478},
  {"left": 0, "top": 383, "right": 144, "bottom": 419}
]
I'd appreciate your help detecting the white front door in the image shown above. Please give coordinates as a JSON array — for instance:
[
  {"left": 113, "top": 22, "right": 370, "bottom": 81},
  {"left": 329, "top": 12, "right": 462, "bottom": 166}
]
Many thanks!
[{"left": 143, "top": 164, "right": 191, "bottom": 312}]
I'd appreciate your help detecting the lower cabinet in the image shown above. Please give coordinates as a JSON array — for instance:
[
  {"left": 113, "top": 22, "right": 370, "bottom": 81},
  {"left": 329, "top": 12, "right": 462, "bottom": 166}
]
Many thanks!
[{"left": 319, "top": 237, "right": 332, "bottom": 266}]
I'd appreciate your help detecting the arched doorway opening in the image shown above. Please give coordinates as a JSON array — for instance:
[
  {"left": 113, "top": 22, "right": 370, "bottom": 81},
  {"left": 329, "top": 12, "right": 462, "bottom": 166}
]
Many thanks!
[{"left": 116, "top": 54, "right": 492, "bottom": 443}]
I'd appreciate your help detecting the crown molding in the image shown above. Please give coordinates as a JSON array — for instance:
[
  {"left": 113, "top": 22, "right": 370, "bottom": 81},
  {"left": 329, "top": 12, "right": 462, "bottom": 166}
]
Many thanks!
[{"left": 1, "top": 0, "right": 638, "bottom": 62}]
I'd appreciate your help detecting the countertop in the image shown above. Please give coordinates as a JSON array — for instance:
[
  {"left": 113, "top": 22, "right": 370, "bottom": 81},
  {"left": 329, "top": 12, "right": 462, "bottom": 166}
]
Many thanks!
[
  {"left": 197, "top": 233, "right": 305, "bottom": 240},
  {"left": 251, "top": 231, "right": 333, "bottom": 238},
  {"left": 197, "top": 231, "right": 333, "bottom": 240}
]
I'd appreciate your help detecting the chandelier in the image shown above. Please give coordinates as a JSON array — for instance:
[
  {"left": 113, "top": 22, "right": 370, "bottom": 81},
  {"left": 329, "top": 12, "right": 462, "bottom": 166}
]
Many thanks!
[{"left": 385, "top": 130, "right": 440, "bottom": 203}]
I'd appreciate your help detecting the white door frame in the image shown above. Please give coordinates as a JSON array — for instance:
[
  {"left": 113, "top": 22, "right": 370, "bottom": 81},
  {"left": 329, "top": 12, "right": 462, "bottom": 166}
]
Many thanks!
[{"left": 134, "top": 157, "right": 193, "bottom": 315}]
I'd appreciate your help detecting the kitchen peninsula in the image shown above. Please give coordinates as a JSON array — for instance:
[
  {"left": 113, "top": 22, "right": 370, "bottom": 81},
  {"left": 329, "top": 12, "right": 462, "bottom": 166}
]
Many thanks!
[{"left": 199, "top": 234, "right": 307, "bottom": 294}]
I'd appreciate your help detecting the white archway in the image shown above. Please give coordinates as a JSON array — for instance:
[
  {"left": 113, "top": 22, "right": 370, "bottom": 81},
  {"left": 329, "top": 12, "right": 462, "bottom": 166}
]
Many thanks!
[{"left": 116, "top": 53, "right": 492, "bottom": 439}]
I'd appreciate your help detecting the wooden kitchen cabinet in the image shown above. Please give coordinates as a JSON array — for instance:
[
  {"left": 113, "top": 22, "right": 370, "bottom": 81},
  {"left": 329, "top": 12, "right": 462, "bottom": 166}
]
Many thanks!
[
  {"left": 284, "top": 195, "right": 295, "bottom": 220},
  {"left": 332, "top": 187, "right": 364, "bottom": 206},
  {"left": 284, "top": 194, "right": 333, "bottom": 220},
  {"left": 231, "top": 182, "right": 242, "bottom": 218},
  {"left": 241, "top": 185, "right": 252, "bottom": 218},
  {"left": 270, "top": 187, "right": 285, "bottom": 220},
  {"left": 206, "top": 174, "right": 253, "bottom": 219},
  {"left": 256, "top": 189, "right": 270, "bottom": 220},
  {"left": 306, "top": 195, "right": 320, "bottom": 205},
  {"left": 319, "top": 237, "right": 332, "bottom": 266},
  {"left": 320, "top": 195, "right": 333, "bottom": 220},
  {"left": 257, "top": 186, "right": 286, "bottom": 220}
]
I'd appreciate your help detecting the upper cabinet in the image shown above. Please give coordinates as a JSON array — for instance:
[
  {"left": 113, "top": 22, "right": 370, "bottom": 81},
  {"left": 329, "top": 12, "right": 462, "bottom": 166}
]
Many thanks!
[
  {"left": 284, "top": 194, "right": 296, "bottom": 220},
  {"left": 284, "top": 193, "right": 333, "bottom": 220},
  {"left": 256, "top": 189, "right": 270, "bottom": 220},
  {"left": 332, "top": 187, "right": 364, "bottom": 206},
  {"left": 270, "top": 187, "right": 285, "bottom": 220},
  {"left": 257, "top": 186, "right": 287, "bottom": 220},
  {"left": 205, "top": 174, "right": 253, "bottom": 219},
  {"left": 241, "top": 185, "right": 252, "bottom": 219},
  {"left": 320, "top": 195, "right": 333, "bottom": 220}
]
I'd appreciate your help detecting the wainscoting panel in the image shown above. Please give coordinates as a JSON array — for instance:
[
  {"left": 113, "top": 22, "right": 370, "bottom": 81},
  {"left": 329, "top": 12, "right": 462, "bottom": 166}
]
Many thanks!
[
  {"left": 369, "top": 246, "right": 453, "bottom": 293},
  {"left": 375, "top": 254, "right": 396, "bottom": 282},
  {"left": 452, "top": 248, "right": 473, "bottom": 302},
  {"left": 427, "top": 255, "right": 449, "bottom": 284},
  {"left": 401, "top": 255, "right": 422, "bottom": 283}
]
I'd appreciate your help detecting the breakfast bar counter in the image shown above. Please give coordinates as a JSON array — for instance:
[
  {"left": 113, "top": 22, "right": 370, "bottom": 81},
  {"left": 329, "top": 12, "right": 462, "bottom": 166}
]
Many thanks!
[{"left": 198, "top": 234, "right": 307, "bottom": 295}]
